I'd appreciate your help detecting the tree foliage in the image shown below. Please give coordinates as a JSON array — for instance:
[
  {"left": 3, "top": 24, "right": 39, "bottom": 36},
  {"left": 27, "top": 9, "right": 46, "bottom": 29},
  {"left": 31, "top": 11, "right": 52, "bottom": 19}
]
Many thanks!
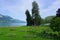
[
  {"left": 25, "top": 1, "right": 41, "bottom": 26},
  {"left": 25, "top": 10, "right": 32, "bottom": 26},
  {"left": 45, "top": 16, "right": 55, "bottom": 23},
  {"left": 56, "top": 8, "right": 60, "bottom": 17},
  {"left": 32, "top": 1, "right": 41, "bottom": 26},
  {"left": 50, "top": 17, "right": 60, "bottom": 31},
  {"left": 50, "top": 8, "right": 60, "bottom": 31}
]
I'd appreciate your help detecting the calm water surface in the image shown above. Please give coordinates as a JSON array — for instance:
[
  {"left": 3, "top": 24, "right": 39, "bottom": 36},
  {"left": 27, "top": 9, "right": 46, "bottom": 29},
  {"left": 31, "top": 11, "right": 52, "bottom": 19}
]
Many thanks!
[{"left": 0, "top": 22, "right": 26, "bottom": 26}]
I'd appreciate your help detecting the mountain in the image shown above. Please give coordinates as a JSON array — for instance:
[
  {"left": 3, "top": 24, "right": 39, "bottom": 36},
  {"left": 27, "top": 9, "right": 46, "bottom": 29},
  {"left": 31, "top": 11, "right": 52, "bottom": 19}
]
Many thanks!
[{"left": 0, "top": 14, "right": 25, "bottom": 23}]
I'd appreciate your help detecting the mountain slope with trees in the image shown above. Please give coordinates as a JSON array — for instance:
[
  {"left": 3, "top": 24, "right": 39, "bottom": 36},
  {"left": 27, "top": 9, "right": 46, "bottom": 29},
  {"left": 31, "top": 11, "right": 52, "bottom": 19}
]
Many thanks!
[{"left": 0, "top": 14, "right": 25, "bottom": 23}]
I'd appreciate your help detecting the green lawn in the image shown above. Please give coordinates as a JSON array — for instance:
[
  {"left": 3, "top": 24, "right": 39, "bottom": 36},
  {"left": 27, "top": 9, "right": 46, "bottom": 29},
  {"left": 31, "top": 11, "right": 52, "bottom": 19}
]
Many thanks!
[{"left": 0, "top": 26, "right": 55, "bottom": 40}]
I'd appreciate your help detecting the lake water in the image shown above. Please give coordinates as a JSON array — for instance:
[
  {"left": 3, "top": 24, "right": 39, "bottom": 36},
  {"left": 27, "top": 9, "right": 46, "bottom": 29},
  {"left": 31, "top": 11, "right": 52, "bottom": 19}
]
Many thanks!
[{"left": 0, "top": 22, "right": 26, "bottom": 26}]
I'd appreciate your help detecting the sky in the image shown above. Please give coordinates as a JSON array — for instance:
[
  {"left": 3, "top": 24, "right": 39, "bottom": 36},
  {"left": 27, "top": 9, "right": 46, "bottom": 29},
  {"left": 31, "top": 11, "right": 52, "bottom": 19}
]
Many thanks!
[{"left": 0, "top": 0, "right": 60, "bottom": 21}]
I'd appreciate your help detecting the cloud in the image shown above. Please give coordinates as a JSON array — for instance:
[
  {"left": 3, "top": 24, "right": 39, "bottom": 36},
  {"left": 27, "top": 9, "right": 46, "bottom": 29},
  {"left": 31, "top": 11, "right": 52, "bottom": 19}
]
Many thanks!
[
  {"left": 40, "top": 0, "right": 60, "bottom": 18},
  {"left": 0, "top": 0, "right": 60, "bottom": 21},
  {"left": 0, "top": 0, "right": 33, "bottom": 21}
]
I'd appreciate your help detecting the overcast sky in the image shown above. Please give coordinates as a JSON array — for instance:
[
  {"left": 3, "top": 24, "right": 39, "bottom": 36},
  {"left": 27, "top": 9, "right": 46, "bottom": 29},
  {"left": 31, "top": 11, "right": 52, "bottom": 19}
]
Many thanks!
[{"left": 0, "top": 0, "right": 60, "bottom": 21}]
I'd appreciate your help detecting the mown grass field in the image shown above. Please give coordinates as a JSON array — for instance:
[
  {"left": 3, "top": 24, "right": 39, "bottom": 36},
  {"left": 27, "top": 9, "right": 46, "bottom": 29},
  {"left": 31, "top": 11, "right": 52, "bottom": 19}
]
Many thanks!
[{"left": 0, "top": 26, "right": 56, "bottom": 40}]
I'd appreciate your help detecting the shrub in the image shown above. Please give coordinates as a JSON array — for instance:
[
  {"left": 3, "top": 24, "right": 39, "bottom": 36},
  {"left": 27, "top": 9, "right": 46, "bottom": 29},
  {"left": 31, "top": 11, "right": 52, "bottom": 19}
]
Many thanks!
[{"left": 50, "top": 17, "right": 60, "bottom": 31}]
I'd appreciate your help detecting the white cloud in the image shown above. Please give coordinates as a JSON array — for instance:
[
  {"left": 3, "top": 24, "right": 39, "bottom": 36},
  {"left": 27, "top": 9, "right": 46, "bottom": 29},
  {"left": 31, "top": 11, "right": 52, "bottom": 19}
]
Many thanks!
[
  {"left": 0, "top": 0, "right": 33, "bottom": 21},
  {"left": 0, "top": 0, "right": 60, "bottom": 21},
  {"left": 40, "top": 0, "right": 60, "bottom": 18}
]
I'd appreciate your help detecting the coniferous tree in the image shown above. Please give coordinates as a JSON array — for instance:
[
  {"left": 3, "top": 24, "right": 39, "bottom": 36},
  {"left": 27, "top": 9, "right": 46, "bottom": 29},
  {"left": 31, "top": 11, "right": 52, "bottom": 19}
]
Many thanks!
[
  {"left": 25, "top": 10, "right": 32, "bottom": 26},
  {"left": 32, "top": 1, "right": 41, "bottom": 26}
]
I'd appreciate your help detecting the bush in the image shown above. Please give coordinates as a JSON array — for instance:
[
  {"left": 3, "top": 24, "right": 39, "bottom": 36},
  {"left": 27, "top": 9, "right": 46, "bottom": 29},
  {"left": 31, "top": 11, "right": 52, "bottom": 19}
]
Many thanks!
[{"left": 50, "top": 17, "right": 60, "bottom": 31}]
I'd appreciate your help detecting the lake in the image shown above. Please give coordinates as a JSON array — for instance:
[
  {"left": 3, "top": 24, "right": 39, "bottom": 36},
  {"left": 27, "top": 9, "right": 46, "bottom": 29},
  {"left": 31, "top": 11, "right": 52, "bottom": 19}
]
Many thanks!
[{"left": 0, "top": 22, "right": 26, "bottom": 26}]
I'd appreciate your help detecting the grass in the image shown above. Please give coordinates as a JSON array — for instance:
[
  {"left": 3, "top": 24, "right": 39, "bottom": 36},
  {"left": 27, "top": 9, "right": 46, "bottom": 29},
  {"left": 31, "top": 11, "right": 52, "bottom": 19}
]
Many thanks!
[{"left": 0, "top": 26, "right": 56, "bottom": 40}]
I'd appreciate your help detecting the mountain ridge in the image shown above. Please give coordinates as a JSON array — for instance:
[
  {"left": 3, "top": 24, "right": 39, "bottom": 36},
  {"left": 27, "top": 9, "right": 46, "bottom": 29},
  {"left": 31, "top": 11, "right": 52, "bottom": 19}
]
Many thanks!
[{"left": 0, "top": 14, "right": 26, "bottom": 23}]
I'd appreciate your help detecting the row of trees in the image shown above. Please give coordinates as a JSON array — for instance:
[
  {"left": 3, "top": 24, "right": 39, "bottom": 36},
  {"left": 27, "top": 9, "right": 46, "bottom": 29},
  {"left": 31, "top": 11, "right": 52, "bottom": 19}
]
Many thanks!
[
  {"left": 25, "top": 1, "right": 60, "bottom": 32},
  {"left": 41, "top": 16, "right": 55, "bottom": 24},
  {"left": 25, "top": 1, "right": 41, "bottom": 26}
]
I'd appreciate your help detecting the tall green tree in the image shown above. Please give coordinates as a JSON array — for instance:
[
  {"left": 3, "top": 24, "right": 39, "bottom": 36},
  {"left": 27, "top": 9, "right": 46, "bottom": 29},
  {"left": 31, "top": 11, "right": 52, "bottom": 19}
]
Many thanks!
[
  {"left": 50, "top": 8, "right": 60, "bottom": 31},
  {"left": 25, "top": 10, "right": 32, "bottom": 26},
  {"left": 32, "top": 1, "right": 41, "bottom": 26}
]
